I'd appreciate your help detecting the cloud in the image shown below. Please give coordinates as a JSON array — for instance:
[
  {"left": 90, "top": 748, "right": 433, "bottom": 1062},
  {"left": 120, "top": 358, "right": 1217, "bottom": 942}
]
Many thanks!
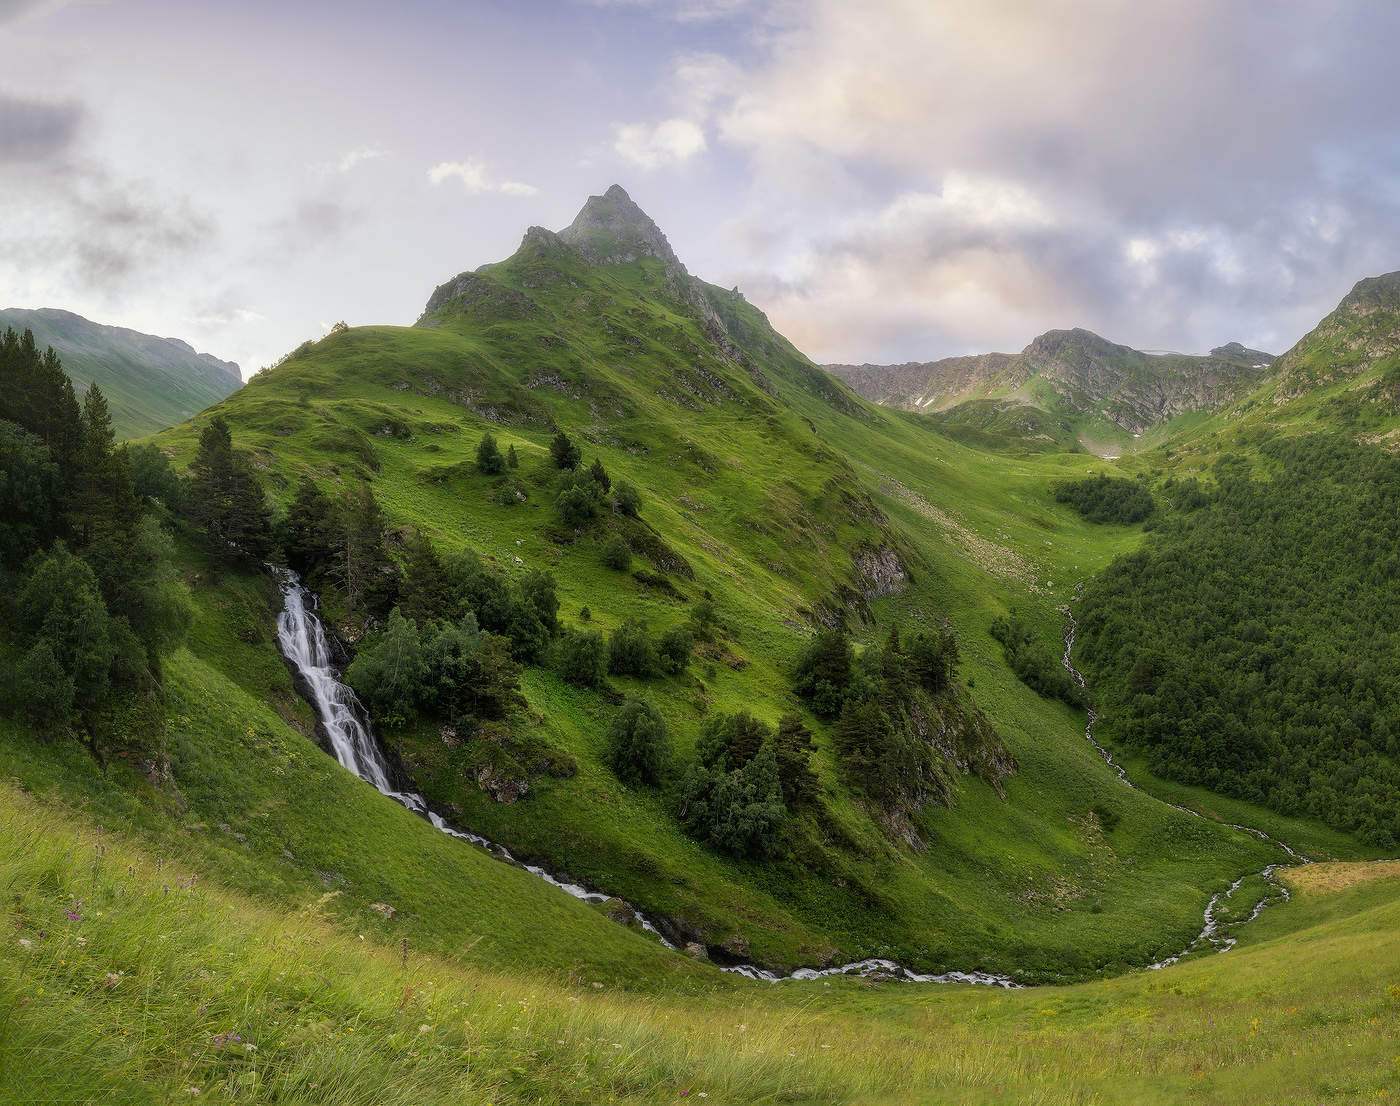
[
  {"left": 582, "top": 0, "right": 754, "bottom": 22},
  {"left": 0, "top": 93, "right": 84, "bottom": 162},
  {"left": 426, "top": 160, "right": 538, "bottom": 195},
  {"left": 613, "top": 118, "right": 706, "bottom": 169},
  {"left": 334, "top": 147, "right": 386, "bottom": 174},
  {"left": 671, "top": 0, "right": 1400, "bottom": 361}
]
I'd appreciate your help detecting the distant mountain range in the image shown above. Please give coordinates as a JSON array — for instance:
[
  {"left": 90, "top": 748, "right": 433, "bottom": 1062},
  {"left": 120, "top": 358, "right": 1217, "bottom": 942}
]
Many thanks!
[
  {"left": 827, "top": 330, "right": 1275, "bottom": 436},
  {"left": 0, "top": 307, "right": 242, "bottom": 439}
]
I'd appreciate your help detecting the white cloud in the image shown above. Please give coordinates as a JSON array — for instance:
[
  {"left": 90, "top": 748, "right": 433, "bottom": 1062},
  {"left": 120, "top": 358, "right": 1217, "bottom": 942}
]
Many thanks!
[
  {"left": 426, "top": 159, "right": 537, "bottom": 195},
  {"left": 336, "top": 147, "right": 386, "bottom": 174},
  {"left": 613, "top": 118, "right": 706, "bottom": 169}
]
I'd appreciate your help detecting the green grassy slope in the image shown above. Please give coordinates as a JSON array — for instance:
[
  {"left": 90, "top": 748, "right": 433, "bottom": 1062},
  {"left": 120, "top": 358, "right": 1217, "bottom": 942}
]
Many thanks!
[
  {"left": 4, "top": 779, "right": 1399, "bottom": 1105},
  {"left": 128, "top": 197, "right": 1333, "bottom": 982},
  {"left": 0, "top": 307, "right": 242, "bottom": 439}
]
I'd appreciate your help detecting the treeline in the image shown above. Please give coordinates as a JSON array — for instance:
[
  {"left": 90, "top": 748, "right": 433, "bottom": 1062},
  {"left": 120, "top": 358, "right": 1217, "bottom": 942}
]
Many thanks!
[
  {"left": 0, "top": 328, "right": 192, "bottom": 747},
  {"left": 1055, "top": 474, "right": 1155, "bottom": 524},
  {"left": 1077, "top": 435, "right": 1400, "bottom": 847}
]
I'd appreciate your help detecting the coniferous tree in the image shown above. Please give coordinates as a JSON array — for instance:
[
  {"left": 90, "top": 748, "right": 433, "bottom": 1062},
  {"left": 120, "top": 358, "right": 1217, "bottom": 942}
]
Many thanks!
[
  {"left": 774, "top": 714, "right": 820, "bottom": 807},
  {"left": 188, "top": 416, "right": 273, "bottom": 571},
  {"left": 398, "top": 528, "right": 453, "bottom": 624},
  {"left": 476, "top": 431, "right": 506, "bottom": 475},
  {"left": 335, "top": 481, "right": 396, "bottom": 618},
  {"left": 283, "top": 476, "right": 337, "bottom": 577},
  {"left": 588, "top": 457, "right": 611, "bottom": 492},
  {"left": 549, "top": 429, "right": 581, "bottom": 470},
  {"left": 506, "top": 444, "right": 518, "bottom": 469}
]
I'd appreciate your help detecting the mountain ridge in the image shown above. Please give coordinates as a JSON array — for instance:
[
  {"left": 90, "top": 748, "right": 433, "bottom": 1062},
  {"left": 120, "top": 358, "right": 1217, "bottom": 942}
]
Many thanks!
[
  {"left": 0, "top": 306, "right": 241, "bottom": 439},
  {"left": 828, "top": 328, "right": 1275, "bottom": 436}
]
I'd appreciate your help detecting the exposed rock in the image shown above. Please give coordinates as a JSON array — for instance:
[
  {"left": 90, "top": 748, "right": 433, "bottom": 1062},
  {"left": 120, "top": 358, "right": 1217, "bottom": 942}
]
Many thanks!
[
  {"left": 720, "top": 932, "right": 750, "bottom": 959},
  {"left": 368, "top": 902, "right": 397, "bottom": 920},
  {"left": 603, "top": 897, "right": 636, "bottom": 925},
  {"left": 684, "top": 942, "right": 710, "bottom": 961},
  {"left": 853, "top": 545, "right": 909, "bottom": 599},
  {"left": 475, "top": 765, "right": 528, "bottom": 804}
]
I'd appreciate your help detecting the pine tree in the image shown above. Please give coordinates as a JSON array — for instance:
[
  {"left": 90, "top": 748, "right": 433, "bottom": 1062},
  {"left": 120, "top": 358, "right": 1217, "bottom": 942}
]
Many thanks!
[
  {"left": 506, "top": 444, "right": 518, "bottom": 469},
  {"left": 549, "top": 429, "right": 581, "bottom": 470},
  {"left": 476, "top": 432, "right": 505, "bottom": 475},
  {"left": 336, "top": 482, "right": 396, "bottom": 617},
  {"left": 588, "top": 457, "right": 611, "bottom": 492},
  {"left": 188, "top": 415, "right": 273, "bottom": 572}
]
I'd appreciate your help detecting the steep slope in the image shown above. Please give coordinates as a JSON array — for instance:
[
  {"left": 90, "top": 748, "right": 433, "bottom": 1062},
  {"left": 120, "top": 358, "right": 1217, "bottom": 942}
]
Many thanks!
[
  {"left": 141, "top": 185, "right": 1291, "bottom": 981},
  {"left": 0, "top": 307, "right": 241, "bottom": 438},
  {"left": 829, "top": 329, "right": 1273, "bottom": 436}
]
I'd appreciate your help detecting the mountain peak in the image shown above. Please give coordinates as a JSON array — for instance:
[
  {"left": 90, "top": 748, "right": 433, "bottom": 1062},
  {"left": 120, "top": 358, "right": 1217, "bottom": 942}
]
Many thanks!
[{"left": 558, "top": 184, "right": 683, "bottom": 270}]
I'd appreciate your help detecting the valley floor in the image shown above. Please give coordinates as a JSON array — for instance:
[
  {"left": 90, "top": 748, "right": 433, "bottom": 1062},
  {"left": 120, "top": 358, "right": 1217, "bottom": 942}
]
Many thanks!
[{"left": 3, "top": 784, "right": 1400, "bottom": 1105}]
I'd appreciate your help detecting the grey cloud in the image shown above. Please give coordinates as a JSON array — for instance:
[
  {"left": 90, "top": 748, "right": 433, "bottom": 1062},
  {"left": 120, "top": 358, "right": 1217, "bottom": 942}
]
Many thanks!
[
  {"left": 0, "top": 92, "right": 84, "bottom": 162},
  {"left": 265, "top": 197, "right": 358, "bottom": 255}
]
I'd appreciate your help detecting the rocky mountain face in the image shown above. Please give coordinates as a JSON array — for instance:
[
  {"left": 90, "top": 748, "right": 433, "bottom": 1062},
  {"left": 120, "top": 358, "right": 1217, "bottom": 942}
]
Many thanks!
[
  {"left": 1272, "top": 271, "right": 1400, "bottom": 399},
  {"left": 829, "top": 328, "right": 1274, "bottom": 435},
  {"left": 0, "top": 307, "right": 241, "bottom": 438}
]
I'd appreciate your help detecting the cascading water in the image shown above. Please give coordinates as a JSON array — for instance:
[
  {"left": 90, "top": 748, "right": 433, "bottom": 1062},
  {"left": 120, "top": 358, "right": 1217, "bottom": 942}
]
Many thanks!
[{"left": 270, "top": 569, "right": 1020, "bottom": 986}]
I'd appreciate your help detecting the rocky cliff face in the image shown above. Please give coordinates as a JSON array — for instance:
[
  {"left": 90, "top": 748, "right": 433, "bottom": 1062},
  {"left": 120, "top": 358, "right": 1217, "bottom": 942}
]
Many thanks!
[{"left": 829, "top": 328, "right": 1273, "bottom": 435}]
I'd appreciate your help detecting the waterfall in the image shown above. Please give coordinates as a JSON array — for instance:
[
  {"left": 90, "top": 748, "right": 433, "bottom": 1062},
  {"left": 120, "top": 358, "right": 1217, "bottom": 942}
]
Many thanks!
[{"left": 271, "top": 567, "right": 1020, "bottom": 986}]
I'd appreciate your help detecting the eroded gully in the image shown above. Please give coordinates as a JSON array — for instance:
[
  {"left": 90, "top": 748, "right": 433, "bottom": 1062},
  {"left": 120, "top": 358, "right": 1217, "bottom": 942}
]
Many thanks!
[{"left": 271, "top": 567, "right": 1296, "bottom": 986}]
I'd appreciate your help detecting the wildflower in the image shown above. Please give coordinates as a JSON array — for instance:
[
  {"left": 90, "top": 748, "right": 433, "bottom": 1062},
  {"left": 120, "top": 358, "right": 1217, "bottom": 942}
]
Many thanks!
[{"left": 63, "top": 900, "right": 83, "bottom": 922}]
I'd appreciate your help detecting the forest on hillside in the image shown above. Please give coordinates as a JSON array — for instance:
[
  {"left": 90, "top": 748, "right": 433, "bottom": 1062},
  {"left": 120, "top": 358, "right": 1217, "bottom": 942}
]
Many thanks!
[{"left": 1077, "top": 435, "right": 1400, "bottom": 847}]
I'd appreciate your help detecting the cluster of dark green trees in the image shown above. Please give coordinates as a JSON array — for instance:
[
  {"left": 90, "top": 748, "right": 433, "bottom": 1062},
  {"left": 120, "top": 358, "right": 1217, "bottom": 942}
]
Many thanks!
[
  {"left": 990, "top": 614, "right": 1085, "bottom": 708},
  {"left": 792, "top": 624, "right": 961, "bottom": 809},
  {"left": 0, "top": 328, "right": 192, "bottom": 742},
  {"left": 1055, "top": 474, "right": 1156, "bottom": 524},
  {"left": 554, "top": 617, "right": 694, "bottom": 689},
  {"left": 544, "top": 430, "right": 641, "bottom": 527},
  {"left": 1078, "top": 435, "right": 1400, "bottom": 846}
]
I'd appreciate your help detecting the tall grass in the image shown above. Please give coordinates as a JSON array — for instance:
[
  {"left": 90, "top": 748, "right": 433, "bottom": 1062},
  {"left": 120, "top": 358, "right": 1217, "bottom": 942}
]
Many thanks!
[{"left": 5, "top": 785, "right": 1400, "bottom": 1104}]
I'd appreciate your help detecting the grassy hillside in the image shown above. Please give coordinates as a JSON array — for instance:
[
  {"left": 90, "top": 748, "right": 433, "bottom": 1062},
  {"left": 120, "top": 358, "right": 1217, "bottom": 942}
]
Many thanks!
[
  {"left": 129, "top": 193, "right": 1343, "bottom": 984},
  {"left": 0, "top": 307, "right": 242, "bottom": 439},
  {"left": 4, "top": 777, "right": 1400, "bottom": 1104}
]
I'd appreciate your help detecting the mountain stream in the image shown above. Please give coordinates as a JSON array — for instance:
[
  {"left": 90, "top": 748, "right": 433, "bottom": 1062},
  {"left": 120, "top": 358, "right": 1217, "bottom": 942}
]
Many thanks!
[{"left": 272, "top": 568, "right": 1297, "bottom": 986}]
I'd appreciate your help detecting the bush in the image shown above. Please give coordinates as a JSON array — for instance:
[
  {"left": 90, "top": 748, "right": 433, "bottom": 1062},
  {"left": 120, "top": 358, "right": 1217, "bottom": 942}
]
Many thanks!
[
  {"left": 656, "top": 626, "right": 693, "bottom": 675},
  {"left": 990, "top": 614, "right": 1084, "bottom": 708},
  {"left": 608, "top": 618, "right": 659, "bottom": 678},
  {"left": 600, "top": 535, "right": 632, "bottom": 571},
  {"left": 605, "top": 696, "right": 670, "bottom": 785},
  {"left": 555, "top": 627, "right": 609, "bottom": 688},
  {"left": 612, "top": 480, "right": 642, "bottom": 517}
]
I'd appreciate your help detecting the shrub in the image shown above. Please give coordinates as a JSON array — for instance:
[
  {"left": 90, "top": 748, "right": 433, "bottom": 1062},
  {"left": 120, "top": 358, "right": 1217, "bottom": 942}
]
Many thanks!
[
  {"left": 555, "top": 627, "right": 609, "bottom": 688},
  {"left": 656, "top": 626, "right": 693, "bottom": 675},
  {"left": 1054, "top": 475, "right": 1155, "bottom": 524},
  {"left": 677, "top": 736, "right": 785, "bottom": 858},
  {"left": 556, "top": 471, "right": 606, "bottom": 527},
  {"left": 608, "top": 618, "right": 659, "bottom": 678},
  {"left": 600, "top": 535, "right": 632, "bottom": 571},
  {"left": 605, "top": 696, "right": 670, "bottom": 786},
  {"left": 612, "top": 480, "right": 642, "bottom": 517}
]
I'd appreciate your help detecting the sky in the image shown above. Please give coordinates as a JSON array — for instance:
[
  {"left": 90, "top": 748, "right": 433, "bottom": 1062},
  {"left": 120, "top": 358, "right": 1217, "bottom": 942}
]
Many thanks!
[{"left": 2, "top": 0, "right": 1399, "bottom": 376}]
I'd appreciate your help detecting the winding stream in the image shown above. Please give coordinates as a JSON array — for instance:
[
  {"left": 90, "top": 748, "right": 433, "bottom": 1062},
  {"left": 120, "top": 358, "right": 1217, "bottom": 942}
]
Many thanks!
[
  {"left": 273, "top": 569, "right": 1017, "bottom": 987},
  {"left": 1060, "top": 603, "right": 1301, "bottom": 967},
  {"left": 271, "top": 567, "right": 1294, "bottom": 986}
]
